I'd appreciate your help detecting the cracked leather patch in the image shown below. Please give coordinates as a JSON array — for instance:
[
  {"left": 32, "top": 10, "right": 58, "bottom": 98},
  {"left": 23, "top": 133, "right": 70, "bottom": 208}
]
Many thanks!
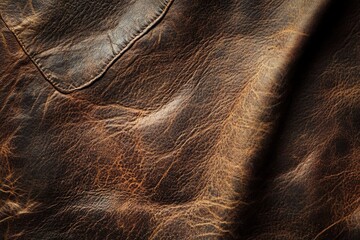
[{"left": 0, "top": 0, "right": 173, "bottom": 93}]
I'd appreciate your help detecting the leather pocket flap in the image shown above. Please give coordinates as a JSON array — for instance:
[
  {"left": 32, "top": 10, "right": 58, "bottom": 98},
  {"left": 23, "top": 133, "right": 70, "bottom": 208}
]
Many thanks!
[{"left": 0, "top": 0, "right": 172, "bottom": 93}]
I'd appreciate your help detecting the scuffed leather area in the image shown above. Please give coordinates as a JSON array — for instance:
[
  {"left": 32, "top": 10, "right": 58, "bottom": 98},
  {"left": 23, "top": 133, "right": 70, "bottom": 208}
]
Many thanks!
[
  {"left": 0, "top": 0, "right": 359, "bottom": 239},
  {"left": 0, "top": 0, "right": 173, "bottom": 93}
]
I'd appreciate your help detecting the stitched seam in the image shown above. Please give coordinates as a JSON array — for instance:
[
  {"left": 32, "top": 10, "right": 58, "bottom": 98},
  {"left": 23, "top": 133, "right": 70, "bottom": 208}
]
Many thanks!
[
  {"left": 1, "top": 0, "right": 174, "bottom": 93},
  {"left": 0, "top": 14, "right": 53, "bottom": 88}
]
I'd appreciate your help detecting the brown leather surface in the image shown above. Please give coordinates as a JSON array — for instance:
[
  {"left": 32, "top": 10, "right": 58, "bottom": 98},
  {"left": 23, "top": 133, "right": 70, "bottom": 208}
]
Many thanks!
[{"left": 0, "top": 0, "right": 359, "bottom": 239}]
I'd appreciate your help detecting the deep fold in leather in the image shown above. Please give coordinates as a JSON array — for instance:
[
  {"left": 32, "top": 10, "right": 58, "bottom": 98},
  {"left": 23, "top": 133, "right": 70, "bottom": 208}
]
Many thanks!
[{"left": 0, "top": 0, "right": 173, "bottom": 93}]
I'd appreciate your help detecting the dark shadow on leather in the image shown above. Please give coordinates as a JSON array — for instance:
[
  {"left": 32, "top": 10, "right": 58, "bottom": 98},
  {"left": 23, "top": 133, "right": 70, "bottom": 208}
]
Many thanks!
[{"left": 235, "top": 0, "right": 353, "bottom": 238}]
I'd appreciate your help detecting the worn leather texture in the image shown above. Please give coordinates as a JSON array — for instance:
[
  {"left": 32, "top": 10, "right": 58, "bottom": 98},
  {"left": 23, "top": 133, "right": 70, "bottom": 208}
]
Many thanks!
[{"left": 0, "top": 0, "right": 359, "bottom": 239}]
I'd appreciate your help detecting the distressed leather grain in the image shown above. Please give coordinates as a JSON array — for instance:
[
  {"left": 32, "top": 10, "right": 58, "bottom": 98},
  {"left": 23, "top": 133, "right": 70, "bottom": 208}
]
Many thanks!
[{"left": 0, "top": 0, "right": 359, "bottom": 239}]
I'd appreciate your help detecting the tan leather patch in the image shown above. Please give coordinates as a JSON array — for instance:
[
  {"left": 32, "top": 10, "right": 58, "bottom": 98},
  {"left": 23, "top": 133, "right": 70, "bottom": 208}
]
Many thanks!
[{"left": 0, "top": 0, "right": 173, "bottom": 93}]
